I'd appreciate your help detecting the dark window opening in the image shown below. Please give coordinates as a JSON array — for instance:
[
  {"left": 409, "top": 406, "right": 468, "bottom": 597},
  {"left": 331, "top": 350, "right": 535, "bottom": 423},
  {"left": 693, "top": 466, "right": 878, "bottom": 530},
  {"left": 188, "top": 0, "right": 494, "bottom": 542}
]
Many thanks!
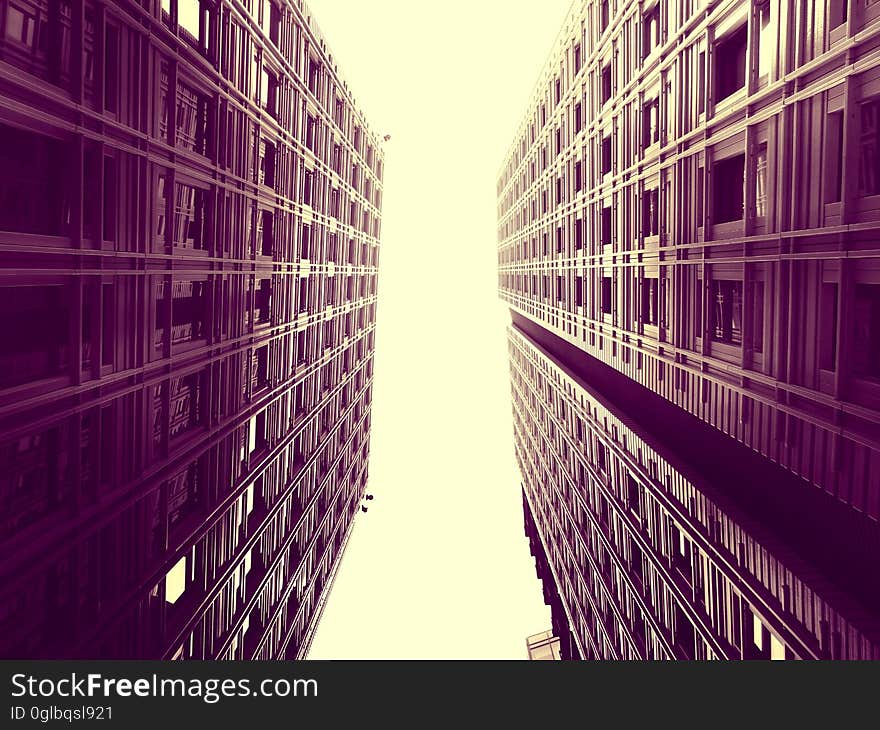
[
  {"left": 642, "top": 4, "right": 660, "bottom": 58},
  {"left": 255, "top": 345, "right": 269, "bottom": 390},
  {"left": 260, "top": 210, "right": 273, "bottom": 256},
  {"left": 601, "top": 205, "right": 612, "bottom": 245},
  {"left": 674, "top": 603, "right": 695, "bottom": 658},
  {"left": 101, "top": 283, "right": 114, "bottom": 366},
  {"left": 298, "top": 279, "right": 309, "bottom": 313},
  {"left": 697, "top": 51, "right": 706, "bottom": 114},
  {"left": 269, "top": 2, "right": 281, "bottom": 46},
  {"left": 102, "top": 156, "right": 117, "bottom": 242},
  {"left": 715, "top": 24, "right": 747, "bottom": 102},
  {"left": 104, "top": 23, "right": 118, "bottom": 113},
  {"left": 643, "top": 188, "right": 659, "bottom": 237},
  {"left": 83, "top": 145, "right": 100, "bottom": 239},
  {"left": 262, "top": 67, "right": 278, "bottom": 118},
  {"left": 601, "top": 135, "right": 612, "bottom": 175},
  {"left": 858, "top": 100, "right": 880, "bottom": 196},
  {"left": 601, "top": 277, "right": 613, "bottom": 314},
  {"left": 0, "top": 123, "right": 71, "bottom": 236},
  {"left": 0, "top": 286, "right": 69, "bottom": 387},
  {"left": 303, "top": 169, "right": 314, "bottom": 206},
  {"left": 713, "top": 153, "right": 745, "bottom": 223},
  {"left": 853, "top": 284, "right": 880, "bottom": 378},
  {"left": 305, "top": 114, "right": 317, "bottom": 153},
  {"left": 819, "top": 283, "right": 838, "bottom": 371},
  {"left": 631, "top": 538, "right": 644, "bottom": 584},
  {"left": 826, "top": 112, "right": 844, "bottom": 203},
  {"left": 254, "top": 410, "right": 268, "bottom": 452},
  {"left": 696, "top": 166, "right": 705, "bottom": 227},
  {"left": 596, "top": 441, "right": 607, "bottom": 472},
  {"left": 695, "top": 278, "right": 703, "bottom": 335},
  {"left": 601, "top": 63, "right": 612, "bottom": 105},
  {"left": 751, "top": 281, "right": 764, "bottom": 353},
  {"left": 627, "top": 476, "right": 641, "bottom": 517},
  {"left": 259, "top": 139, "right": 276, "bottom": 188},
  {"left": 642, "top": 278, "right": 659, "bottom": 325},
  {"left": 255, "top": 279, "right": 271, "bottom": 325},
  {"left": 830, "top": 0, "right": 848, "bottom": 28}
]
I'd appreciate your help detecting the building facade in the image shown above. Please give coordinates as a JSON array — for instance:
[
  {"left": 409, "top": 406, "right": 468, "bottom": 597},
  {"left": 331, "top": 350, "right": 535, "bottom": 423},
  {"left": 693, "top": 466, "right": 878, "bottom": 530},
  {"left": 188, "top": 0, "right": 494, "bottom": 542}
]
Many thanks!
[
  {"left": 0, "top": 0, "right": 384, "bottom": 659},
  {"left": 525, "top": 629, "right": 564, "bottom": 660},
  {"left": 499, "top": 0, "right": 880, "bottom": 659}
]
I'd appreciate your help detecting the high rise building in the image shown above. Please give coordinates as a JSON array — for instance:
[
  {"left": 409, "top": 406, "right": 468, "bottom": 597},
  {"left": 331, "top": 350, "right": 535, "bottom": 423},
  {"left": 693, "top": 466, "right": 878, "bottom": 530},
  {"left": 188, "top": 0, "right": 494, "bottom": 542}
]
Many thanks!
[
  {"left": 499, "top": 0, "right": 880, "bottom": 659},
  {"left": 525, "top": 630, "right": 563, "bottom": 660},
  {"left": 0, "top": 0, "right": 383, "bottom": 659}
]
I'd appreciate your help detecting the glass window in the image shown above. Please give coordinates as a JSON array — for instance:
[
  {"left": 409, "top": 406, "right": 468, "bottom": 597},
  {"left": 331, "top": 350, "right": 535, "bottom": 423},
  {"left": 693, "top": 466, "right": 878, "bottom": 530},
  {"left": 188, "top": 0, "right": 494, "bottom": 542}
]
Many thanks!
[
  {"left": 751, "top": 280, "right": 764, "bottom": 352},
  {"left": 754, "top": 142, "right": 768, "bottom": 216},
  {"left": 819, "top": 283, "right": 838, "bottom": 370},
  {"left": 601, "top": 63, "right": 612, "bottom": 105},
  {"left": 858, "top": 100, "right": 880, "bottom": 196},
  {"left": 601, "top": 277, "right": 612, "bottom": 314},
  {"left": 642, "top": 278, "right": 659, "bottom": 325},
  {"left": 711, "top": 279, "right": 743, "bottom": 345},
  {"left": 829, "top": 0, "right": 848, "bottom": 28},
  {"left": 643, "top": 4, "right": 660, "bottom": 58},
  {"left": 757, "top": 1, "right": 773, "bottom": 79},
  {"left": 643, "top": 97, "right": 660, "bottom": 148},
  {"left": 0, "top": 123, "right": 71, "bottom": 236},
  {"left": 715, "top": 25, "right": 747, "bottom": 101},
  {"left": 0, "top": 286, "right": 70, "bottom": 387},
  {"left": 853, "top": 284, "right": 880, "bottom": 378},
  {"left": 643, "top": 188, "right": 659, "bottom": 236},
  {"left": 713, "top": 153, "right": 745, "bottom": 223}
]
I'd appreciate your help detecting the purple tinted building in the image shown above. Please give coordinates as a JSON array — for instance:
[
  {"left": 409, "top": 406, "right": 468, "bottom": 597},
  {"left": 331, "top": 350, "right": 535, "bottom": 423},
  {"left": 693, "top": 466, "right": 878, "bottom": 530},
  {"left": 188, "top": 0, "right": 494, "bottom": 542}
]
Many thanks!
[
  {"left": 0, "top": 0, "right": 383, "bottom": 658},
  {"left": 499, "top": 0, "right": 880, "bottom": 659}
]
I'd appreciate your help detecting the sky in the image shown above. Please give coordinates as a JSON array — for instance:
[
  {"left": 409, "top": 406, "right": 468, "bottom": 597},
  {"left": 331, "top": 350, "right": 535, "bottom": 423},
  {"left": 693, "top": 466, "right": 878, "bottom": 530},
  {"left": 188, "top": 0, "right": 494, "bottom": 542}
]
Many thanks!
[{"left": 306, "top": 0, "right": 574, "bottom": 659}]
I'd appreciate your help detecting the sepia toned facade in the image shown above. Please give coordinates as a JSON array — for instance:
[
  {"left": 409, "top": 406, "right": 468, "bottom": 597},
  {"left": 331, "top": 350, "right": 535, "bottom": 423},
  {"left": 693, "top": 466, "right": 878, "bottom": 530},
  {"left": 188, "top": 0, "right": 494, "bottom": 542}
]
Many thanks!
[
  {"left": 0, "top": 0, "right": 384, "bottom": 659},
  {"left": 499, "top": 0, "right": 880, "bottom": 659},
  {"left": 525, "top": 629, "right": 563, "bottom": 660}
]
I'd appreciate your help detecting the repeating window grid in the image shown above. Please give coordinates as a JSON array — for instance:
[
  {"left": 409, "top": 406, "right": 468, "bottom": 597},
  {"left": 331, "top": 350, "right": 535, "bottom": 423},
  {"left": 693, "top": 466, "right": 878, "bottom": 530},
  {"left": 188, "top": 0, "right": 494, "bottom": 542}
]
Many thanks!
[{"left": 507, "top": 327, "right": 879, "bottom": 660}]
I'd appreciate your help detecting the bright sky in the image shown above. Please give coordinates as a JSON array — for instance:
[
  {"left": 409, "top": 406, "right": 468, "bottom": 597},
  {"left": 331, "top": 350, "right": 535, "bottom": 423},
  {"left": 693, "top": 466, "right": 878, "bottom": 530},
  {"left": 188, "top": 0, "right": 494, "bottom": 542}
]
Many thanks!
[{"left": 306, "top": 0, "right": 573, "bottom": 659}]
